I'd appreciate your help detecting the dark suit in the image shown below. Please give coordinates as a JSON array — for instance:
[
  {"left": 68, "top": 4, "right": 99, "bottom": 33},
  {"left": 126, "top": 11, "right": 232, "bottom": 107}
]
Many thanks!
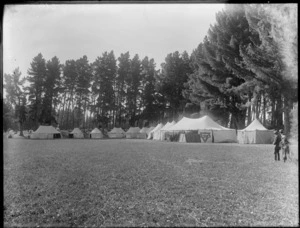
[{"left": 273, "top": 133, "right": 281, "bottom": 161}]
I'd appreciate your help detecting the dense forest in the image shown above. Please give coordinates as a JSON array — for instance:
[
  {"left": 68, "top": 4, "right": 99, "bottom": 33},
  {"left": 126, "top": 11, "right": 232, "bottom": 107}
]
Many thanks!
[{"left": 3, "top": 4, "right": 298, "bottom": 139}]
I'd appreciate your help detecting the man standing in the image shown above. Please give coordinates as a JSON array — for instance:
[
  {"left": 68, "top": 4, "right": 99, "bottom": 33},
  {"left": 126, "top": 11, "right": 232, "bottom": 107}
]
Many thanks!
[
  {"left": 280, "top": 131, "right": 290, "bottom": 162},
  {"left": 273, "top": 130, "right": 281, "bottom": 161}
]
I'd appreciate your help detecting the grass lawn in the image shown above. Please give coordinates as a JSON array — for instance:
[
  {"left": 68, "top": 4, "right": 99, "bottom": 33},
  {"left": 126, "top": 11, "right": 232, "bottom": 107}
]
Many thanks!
[{"left": 3, "top": 138, "right": 299, "bottom": 227}]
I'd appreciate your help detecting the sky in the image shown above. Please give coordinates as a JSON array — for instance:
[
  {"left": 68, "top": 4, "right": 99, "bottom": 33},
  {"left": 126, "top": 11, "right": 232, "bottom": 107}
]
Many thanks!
[{"left": 3, "top": 3, "right": 225, "bottom": 77}]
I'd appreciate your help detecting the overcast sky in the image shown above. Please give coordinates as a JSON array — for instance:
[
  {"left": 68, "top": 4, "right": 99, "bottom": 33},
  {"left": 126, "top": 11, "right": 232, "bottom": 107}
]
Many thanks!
[{"left": 3, "top": 3, "right": 225, "bottom": 76}]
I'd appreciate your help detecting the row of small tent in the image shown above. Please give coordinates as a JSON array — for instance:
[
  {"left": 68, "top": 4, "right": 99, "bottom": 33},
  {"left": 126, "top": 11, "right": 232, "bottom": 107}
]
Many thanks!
[
  {"left": 6, "top": 126, "right": 155, "bottom": 139},
  {"left": 6, "top": 116, "right": 274, "bottom": 144}
]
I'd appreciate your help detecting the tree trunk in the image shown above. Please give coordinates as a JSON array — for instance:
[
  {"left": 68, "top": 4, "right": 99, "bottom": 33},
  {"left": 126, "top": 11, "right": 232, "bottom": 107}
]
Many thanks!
[
  {"left": 256, "top": 93, "right": 260, "bottom": 120},
  {"left": 59, "top": 91, "right": 67, "bottom": 127},
  {"left": 247, "top": 93, "right": 252, "bottom": 126},
  {"left": 271, "top": 96, "right": 275, "bottom": 127},
  {"left": 283, "top": 94, "right": 293, "bottom": 137},
  {"left": 66, "top": 92, "right": 72, "bottom": 130},
  {"left": 262, "top": 92, "right": 266, "bottom": 126},
  {"left": 276, "top": 95, "right": 283, "bottom": 129},
  {"left": 19, "top": 121, "right": 24, "bottom": 136},
  {"left": 83, "top": 98, "right": 87, "bottom": 130}
]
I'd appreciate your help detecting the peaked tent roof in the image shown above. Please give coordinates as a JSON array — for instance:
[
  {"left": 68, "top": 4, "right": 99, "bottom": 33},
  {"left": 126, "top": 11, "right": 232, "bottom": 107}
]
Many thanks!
[
  {"left": 160, "top": 122, "right": 171, "bottom": 131},
  {"left": 150, "top": 123, "right": 163, "bottom": 133},
  {"left": 91, "top": 128, "right": 102, "bottom": 134},
  {"left": 109, "top": 127, "right": 125, "bottom": 133},
  {"left": 242, "top": 119, "right": 268, "bottom": 131},
  {"left": 71, "top": 128, "right": 83, "bottom": 134},
  {"left": 168, "top": 115, "right": 227, "bottom": 131},
  {"left": 126, "top": 127, "right": 141, "bottom": 133},
  {"left": 34, "top": 125, "right": 60, "bottom": 134},
  {"left": 153, "top": 123, "right": 165, "bottom": 132},
  {"left": 166, "top": 121, "right": 176, "bottom": 130}
]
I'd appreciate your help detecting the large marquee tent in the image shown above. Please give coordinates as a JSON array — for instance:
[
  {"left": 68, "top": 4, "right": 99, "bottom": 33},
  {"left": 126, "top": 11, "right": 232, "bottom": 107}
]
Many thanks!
[
  {"left": 30, "top": 125, "right": 62, "bottom": 139},
  {"left": 237, "top": 119, "right": 273, "bottom": 144},
  {"left": 69, "top": 128, "right": 84, "bottom": 138},
  {"left": 89, "top": 128, "right": 104, "bottom": 139},
  {"left": 108, "top": 127, "right": 125, "bottom": 138},
  {"left": 125, "top": 127, "right": 141, "bottom": 139},
  {"left": 167, "top": 115, "right": 237, "bottom": 143}
]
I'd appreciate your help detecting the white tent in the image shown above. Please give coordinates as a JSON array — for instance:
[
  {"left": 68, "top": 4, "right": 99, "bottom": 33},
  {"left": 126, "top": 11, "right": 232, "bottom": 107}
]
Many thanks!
[
  {"left": 158, "top": 122, "right": 171, "bottom": 141},
  {"left": 159, "top": 121, "right": 176, "bottom": 141},
  {"left": 125, "top": 127, "right": 141, "bottom": 139},
  {"left": 167, "top": 115, "right": 237, "bottom": 143},
  {"left": 147, "top": 124, "right": 163, "bottom": 139},
  {"left": 153, "top": 123, "right": 165, "bottom": 140},
  {"left": 108, "top": 127, "right": 125, "bottom": 138},
  {"left": 30, "top": 125, "right": 62, "bottom": 139},
  {"left": 161, "top": 120, "right": 176, "bottom": 141},
  {"left": 89, "top": 128, "right": 104, "bottom": 139},
  {"left": 69, "top": 128, "right": 84, "bottom": 138},
  {"left": 237, "top": 119, "right": 273, "bottom": 144},
  {"left": 137, "top": 127, "right": 150, "bottom": 139}
]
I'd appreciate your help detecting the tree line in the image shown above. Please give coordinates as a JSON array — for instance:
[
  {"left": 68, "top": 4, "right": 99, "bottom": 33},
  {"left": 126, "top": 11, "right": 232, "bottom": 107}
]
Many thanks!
[{"left": 3, "top": 4, "right": 298, "bottom": 139}]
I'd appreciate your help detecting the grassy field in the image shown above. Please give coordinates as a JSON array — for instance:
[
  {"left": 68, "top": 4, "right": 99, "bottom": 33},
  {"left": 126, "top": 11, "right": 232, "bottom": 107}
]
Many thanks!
[{"left": 3, "top": 138, "right": 299, "bottom": 227}]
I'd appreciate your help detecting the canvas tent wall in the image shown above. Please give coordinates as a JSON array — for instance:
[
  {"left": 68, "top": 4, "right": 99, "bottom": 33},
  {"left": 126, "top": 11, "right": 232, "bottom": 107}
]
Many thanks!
[
  {"left": 153, "top": 123, "right": 165, "bottom": 140},
  {"left": 147, "top": 124, "right": 163, "bottom": 139},
  {"left": 237, "top": 119, "right": 273, "bottom": 144},
  {"left": 90, "top": 128, "right": 104, "bottom": 139},
  {"left": 30, "top": 125, "right": 62, "bottom": 139},
  {"left": 157, "top": 122, "right": 170, "bottom": 140},
  {"left": 108, "top": 127, "right": 125, "bottom": 138},
  {"left": 159, "top": 122, "right": 174, "bottom": 141},
  {"left": 167, "top": 115, "right": 237, "bottom": 143},
  {"left": 137, "top": 127, "right": 150, "bottom": 139},
  {"left": 145, "top": 127, "right": 155, "bottom": 139},
  {"left": 69, "top": 128, "right": 84, "bottom": 138},
  {"left": 161, "top": 121, "right": 177, "bottom": 141},
  {"left": 125, "top": 127, "right": 141, "bottom": 139}
]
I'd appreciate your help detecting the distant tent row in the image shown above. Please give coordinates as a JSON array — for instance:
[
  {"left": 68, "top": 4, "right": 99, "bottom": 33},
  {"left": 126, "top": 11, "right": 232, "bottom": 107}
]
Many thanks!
[
  {"left": 26, "top": 126, "right": 154, "bottom": 140},
  {"left": 10, "top": 117, "right": 272, "bottom": 144}
]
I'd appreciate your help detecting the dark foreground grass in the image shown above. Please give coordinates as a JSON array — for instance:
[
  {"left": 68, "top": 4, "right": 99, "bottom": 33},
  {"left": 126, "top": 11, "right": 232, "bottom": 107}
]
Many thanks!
[{"left": 3, "top": 138, "right": 299, "bottom": 227}]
